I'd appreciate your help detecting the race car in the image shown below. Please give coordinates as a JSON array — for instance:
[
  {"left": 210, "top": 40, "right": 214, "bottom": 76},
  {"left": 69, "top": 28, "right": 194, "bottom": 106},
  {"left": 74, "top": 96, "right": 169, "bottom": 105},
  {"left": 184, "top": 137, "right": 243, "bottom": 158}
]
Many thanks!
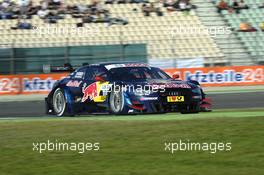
[{"left": 45, "top": 62, "right": 212, "bottom": 116}]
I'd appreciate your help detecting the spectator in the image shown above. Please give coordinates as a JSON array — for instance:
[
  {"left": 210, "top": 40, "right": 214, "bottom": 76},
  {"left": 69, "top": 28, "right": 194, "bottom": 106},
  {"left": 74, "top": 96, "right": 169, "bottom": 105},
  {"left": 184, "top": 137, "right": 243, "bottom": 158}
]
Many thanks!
[
  {"left": 171, "top": 0, "right": 196, "bottom": 11},
  {"left": 105, "top": 0, "right": 147, "bottom": 4},
  {"left": 45, "top": 10, "right": 64, "bottom": 23},
  {"left": 260, "top": 22, "right": 264, "bottom": 31},
  {"left": 11, "top": 19, "right": 32, "bottom": 29},
  {"left": 70, "top": 5, "right": 87, "bottom": 18},
  {"left": 163, "top": 0, "right": 175, "bottom": 11},
  {"left": 232, "top": 0, "right": 239, "bottom": 8},
  {"left": 0, "top": 0, "right": 15, "bottom": 19},
  {"left": 80, "top": 11, "right": 127, "bottom": 26},
  {"left": 108, "top": 17, "right": 128, "bottom": 26},
  {"left": 89, "top": 0, "right": 100, "bottom": 14},
  {"left": 259, "top": 2, "right": 264, "bottom": 8},
  {"left": 232, "top": 0, "right": 249, "bottom": 13},
  {"left": 130, "top": 0, "right": 148, "bottom": 3},
  {"left": 48, "top": 0, "right": 64, "bottom": 9},
  {"left": 27, "top": 3, "right": 39, "bottom": 17},
  {"left": 117, "top": 0, "right": 127, "bottom": 4},
  {"left": 17, "top": 0, "right": 31, "bottom": 15},
  {"left": 105, "top": 0, "right": 115, "bottom": 4},
  {"left": 40, "top": 0, "right": 48, "bottom": 9},
  {"left": 238, "top": 0, "right": 249, "bottom": 9},
  {"left": 217, "top": 0, "right": 229, "bottom": 13},
  {"left": 51, "top": 0, "right": 62, "bottom": 6},
  {"left": 238, "top": 21, "right": 257, "bottom": 32},
  {"left": 37, "top": 7, "right": 49, "bottom": 18},
  {"left": 10, "top": 2, "right": 20, "bottom": 17},
  {"left": 179, "top": 0, "right": 188, "bottom": 10},
  {"left": 142, "top": 3, "right": 163, "bottom": 16},
  {"left": 142, "top": 3, "right": 149, "bottom": 16},
  {"left": 56, "top": 1, "right": 66, "bottom": 14},
  {"left": 77, "top": 3, "right": 88, "bottom": 14},
  {"left": 82, "top": 13, "right": 95, "bottom": 23},
  {"left": 1, "top": 0, "right": 12, "bottom": 9}
]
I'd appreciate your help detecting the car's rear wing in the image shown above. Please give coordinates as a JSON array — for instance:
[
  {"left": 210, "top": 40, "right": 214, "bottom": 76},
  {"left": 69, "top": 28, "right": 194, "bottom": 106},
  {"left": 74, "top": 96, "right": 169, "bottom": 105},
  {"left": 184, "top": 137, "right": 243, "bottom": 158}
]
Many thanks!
[
  {"left": 50, "top": 63, "right": 74, "bottom": 73},
  {"left": 48, "top": 63, "right": 89, "bottom": 73}
]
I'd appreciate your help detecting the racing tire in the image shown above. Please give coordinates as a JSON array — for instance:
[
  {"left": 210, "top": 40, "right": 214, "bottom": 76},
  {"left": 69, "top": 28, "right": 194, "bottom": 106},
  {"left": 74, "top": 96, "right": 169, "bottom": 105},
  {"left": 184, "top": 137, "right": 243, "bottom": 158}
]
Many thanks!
[
  {"left": 52, "top": 88, "right": 68, "bottom": 117},
  {"left": 180, "top": 102, "right": 200, "bottom": 114},
  {"left": 109, "top": 88, "right": 125, "bottom": 114}
]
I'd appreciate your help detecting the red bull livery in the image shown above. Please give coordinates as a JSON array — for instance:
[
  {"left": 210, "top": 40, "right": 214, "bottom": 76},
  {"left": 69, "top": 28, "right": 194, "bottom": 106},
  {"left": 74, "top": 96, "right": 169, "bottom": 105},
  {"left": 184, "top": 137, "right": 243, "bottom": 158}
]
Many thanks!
[{"left": 45, "top": 62, "right": 212, "bottom": 116}]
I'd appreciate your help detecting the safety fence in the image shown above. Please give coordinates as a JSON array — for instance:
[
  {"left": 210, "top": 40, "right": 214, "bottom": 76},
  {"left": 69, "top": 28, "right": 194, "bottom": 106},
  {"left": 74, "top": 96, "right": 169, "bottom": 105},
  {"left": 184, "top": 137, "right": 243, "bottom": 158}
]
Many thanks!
[{"left": 0, "top": 65, "right": 264, "bottom": 95}]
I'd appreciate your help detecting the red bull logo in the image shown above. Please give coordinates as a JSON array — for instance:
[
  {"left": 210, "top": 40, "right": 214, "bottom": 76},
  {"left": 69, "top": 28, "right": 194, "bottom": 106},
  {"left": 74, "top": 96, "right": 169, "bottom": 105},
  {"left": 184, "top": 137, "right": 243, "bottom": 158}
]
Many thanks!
[{"left": 81, "top": 82, "right": 98, "bottom": 102}]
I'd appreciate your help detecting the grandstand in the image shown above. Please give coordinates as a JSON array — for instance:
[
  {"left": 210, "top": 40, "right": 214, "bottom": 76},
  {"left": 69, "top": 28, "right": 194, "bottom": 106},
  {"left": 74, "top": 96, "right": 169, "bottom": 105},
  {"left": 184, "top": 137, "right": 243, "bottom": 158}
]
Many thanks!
[
  {"left": 193, "top": 0, "right": 252, "bottom": 65},
  {"left": 222, "top": 8, "right": 264, "bottom": 63},
  {"left": 0, "top": 0, "right": 264, "bottom": 74}
]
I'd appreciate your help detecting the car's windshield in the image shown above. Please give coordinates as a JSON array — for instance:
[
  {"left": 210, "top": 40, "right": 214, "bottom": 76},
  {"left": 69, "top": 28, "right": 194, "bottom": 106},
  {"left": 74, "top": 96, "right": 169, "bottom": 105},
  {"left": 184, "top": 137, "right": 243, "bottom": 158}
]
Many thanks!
[{"left": 109, "top": 67, "right": 171, "bottom": 81}]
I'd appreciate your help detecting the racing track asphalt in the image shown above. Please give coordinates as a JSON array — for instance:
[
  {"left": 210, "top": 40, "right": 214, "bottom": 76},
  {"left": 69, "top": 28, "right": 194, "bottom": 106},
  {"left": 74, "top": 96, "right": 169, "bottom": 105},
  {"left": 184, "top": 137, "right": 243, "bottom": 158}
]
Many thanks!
[{"left": 0, "top": 92, "right": 263, "bottom": 118}]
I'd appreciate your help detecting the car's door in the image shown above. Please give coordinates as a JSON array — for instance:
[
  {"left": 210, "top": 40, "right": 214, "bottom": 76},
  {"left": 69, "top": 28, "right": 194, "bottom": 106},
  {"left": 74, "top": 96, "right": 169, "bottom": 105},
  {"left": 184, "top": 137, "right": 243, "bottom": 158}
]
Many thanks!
[{"left": 81, "top": 66, "right": 110, "bottom": 103}]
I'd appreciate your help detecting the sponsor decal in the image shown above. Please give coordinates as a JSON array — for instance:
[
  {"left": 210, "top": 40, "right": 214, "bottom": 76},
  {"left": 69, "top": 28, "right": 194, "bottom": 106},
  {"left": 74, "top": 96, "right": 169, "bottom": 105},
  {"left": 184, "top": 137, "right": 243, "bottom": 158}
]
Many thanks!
[
  {"left": 167, "top": 96, "right": 185, "bottom": 102},
  {"left": 82, "top": 82, "right": 98, "bottom": 102},
  {"left": 125, "top": 63, "right": 149, "bottom": 67},
  {"left": 165, "top": 66, "right": 264, "bottom": 87},
  {"left": 81, "top": 82, "right": 110, "bottom": 102},
  {"left": 66, "top": 80, "right": 82, "bottom": 87},
  {"left": 140, "top": 97, "right": 158, "bottom": 101},
  {"left": 100, "top": 83, "right": 112, "bottom": 96},
  {"left": 184, "top": 70, "right": 243, "bottom": 83},
  {"left": 0, "top": 74, "right": 65, "bottom": 95},
  {"left": 23, "top": 78, "right": 55, "bottom": 92},
  {"left": 105, "top": 63, "right": 149, "bottom": 70},
  {"left": 75, "top": 72, "right": 84, "bottom": 79},
  {"left": 149, "top": 83, "right": 191, "bottom": 89},
  {"left": 164, "top": 83, "right": 191, "bottom": 89},
  {"left": 0, "top": 77, "right": 20, "bottom": 94},
  {"left": 105, "top": 64, "right": 126, "bottom": 70},
  {"left": 128, "top": 109, "right": 134, "bottom": 113}
]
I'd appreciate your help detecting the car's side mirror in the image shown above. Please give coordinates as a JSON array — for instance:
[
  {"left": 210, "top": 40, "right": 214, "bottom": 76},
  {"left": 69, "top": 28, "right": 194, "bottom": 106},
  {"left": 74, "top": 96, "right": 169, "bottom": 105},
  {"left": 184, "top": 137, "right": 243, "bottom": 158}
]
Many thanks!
[
  {"left": 95, "top": 76, "right": 105, "bottom": 82},
  {"left": 172, "top": 74, "right": 180, "bottom": 80}
]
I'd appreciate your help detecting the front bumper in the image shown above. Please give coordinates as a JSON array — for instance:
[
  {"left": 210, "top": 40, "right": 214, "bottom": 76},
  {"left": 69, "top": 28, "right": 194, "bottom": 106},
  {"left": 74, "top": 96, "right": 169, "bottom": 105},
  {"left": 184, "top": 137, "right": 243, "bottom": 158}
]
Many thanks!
[{"left": 126, "top": 88, "right": 202, "bottom": 113}]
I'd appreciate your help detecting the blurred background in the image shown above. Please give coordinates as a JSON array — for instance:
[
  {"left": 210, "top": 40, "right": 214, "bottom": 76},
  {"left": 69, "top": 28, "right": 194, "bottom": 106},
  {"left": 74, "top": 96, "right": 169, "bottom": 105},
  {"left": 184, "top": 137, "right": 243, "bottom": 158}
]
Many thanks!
[{"left": 0, "top": 0, "right": 264, "bottom": 74}]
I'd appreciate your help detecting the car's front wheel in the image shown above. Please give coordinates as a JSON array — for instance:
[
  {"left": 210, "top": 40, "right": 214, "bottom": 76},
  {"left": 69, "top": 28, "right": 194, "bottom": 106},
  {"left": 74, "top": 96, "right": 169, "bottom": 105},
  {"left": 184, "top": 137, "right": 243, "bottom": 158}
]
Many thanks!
[{"left": 52, "top": 88, "right": 67, "bottom": 117}]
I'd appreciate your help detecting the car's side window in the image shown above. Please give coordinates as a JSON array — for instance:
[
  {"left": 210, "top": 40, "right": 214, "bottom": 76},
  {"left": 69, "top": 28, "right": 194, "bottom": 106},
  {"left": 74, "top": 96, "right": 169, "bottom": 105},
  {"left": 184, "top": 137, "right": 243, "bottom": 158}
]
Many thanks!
[
  {"left": 88, "top": 67, "right": 108, "bottom": 81},
  {"left": 85, "top": 68, "right": 94, "bottom": 81}
]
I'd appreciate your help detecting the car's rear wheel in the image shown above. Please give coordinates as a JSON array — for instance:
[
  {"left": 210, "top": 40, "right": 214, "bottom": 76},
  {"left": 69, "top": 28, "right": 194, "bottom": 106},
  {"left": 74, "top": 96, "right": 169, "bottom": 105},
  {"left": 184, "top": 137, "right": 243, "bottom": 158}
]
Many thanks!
[
  {"left": 52, "top": 88, "right": 67, "bottom": 117},
  {"left": 109, "top": 89, "right": 125, "bottom": 114},
  {"left": 180, "top": 102, "right": 200, "bottom": 114}
]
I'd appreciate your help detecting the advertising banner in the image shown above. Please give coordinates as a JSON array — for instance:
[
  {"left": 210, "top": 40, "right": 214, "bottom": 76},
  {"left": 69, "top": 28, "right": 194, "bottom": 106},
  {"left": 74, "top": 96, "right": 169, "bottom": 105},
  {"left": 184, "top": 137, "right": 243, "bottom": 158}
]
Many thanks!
[
  {"left": 0, "top": 74, "right": 66, "bottom": 95},
  {"left": 165, "top": 65, "right": 264, "bottom": 87},
  {"left": 1, "top": 65, "right": 264, "bottom": 95}
]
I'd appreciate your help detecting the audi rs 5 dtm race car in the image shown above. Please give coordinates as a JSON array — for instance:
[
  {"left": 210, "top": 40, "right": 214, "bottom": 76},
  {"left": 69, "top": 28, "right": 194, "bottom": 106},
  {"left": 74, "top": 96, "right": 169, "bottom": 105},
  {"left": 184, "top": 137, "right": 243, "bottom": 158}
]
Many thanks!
[{"left": 45, "top": 62, "right": 211, "bottom": 116}]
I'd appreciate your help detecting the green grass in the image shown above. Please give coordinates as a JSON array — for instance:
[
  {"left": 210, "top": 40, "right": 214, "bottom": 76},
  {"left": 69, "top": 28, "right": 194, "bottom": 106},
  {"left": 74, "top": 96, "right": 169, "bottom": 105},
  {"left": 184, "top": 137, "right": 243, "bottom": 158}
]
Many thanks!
[{"left": 0, "top": 109, "right": 264, "bottom": 175}]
